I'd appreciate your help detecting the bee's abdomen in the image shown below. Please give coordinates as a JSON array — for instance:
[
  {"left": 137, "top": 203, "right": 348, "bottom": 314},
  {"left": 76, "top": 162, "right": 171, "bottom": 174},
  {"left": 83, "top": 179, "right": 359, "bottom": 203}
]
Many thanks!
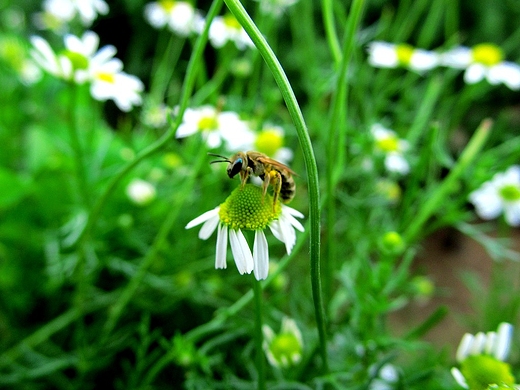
[{"left": 280, "top": 175, "right": 295, "bottom": 203}]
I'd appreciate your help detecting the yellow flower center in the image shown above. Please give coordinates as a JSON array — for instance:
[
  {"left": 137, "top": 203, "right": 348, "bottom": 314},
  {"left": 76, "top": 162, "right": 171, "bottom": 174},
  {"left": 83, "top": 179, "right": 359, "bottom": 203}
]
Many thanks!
[
  {"left": 219, "top": 184, "right": 281, "bottom": 230},
  {"left": 96, "top": 71, "right": 116, "bottom": 83},
  {"left": 223, "top": 14, "right": 241, "bottom": 30},
  {"left": 63, "top": 50, "right": 89, "bottom": 70},
  {"left": 159, "top": 0, "right": 175, "bottom": 11},
  {"left": 499, "top": 184, "right": 520, "bottom": 202},
  {"left": 472, "top": 43, "right": 504, "bottom": 66},
  {"left": 255, "top": 128, "right": 284, "bottom": 157},
  {"left": 396, "top": 43, "right": 414, "bottom": 66},
  {"left": 376, "top": 135, "right": 400, "bottom": 152},
  {"left": 460, "top": 355, "right": 515, "bottom": 390},
  {"left": 197, "top": 115, "right": 218, "bottom": 131}
]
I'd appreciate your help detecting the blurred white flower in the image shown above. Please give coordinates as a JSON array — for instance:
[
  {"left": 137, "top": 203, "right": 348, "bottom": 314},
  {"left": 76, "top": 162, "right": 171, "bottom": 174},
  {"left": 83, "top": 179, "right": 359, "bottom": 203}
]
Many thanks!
[
  {"left": 175, "top": 105, "right": 255, "bottom": 151},
  {"left": 196, "top": 14, "right": 254, "bottom": 50},
  {"left": 451, "top": 323, "right": 516, "bottom": 389},
  {"left": 126, "top": 179, "right": 156, "bottom": 205},
  {"left": 371, "top": 124, "right": 410, "bottom": 175},
  {"left": 30, "top": 31, "right": 144, "bottom": 111},
  {"left": 441, "top": 44, "right": 520, "bottom": 90},
  {"left": 262, "top": 317, "right": 304, "bottom": 368},
  {"left": 369, "top": 363, "right": 399, "bottom": 390},
  {"left": 144, "top": 1, "right": 201, "bottom": 36},
  {"left": 367, "top": 42, "right": 439, "bottom": 72},
  {"left": 255, "top": 0, "right": 299, "bottom": 17},
  {"left": 36, "top": 0, "right": 108, "bottom": 28},
  {"left": 469, "top": 165, "right": 520, "bottom": 226},
  {"left": 254, "top": 125, "right": 293, "bottom": 164}
]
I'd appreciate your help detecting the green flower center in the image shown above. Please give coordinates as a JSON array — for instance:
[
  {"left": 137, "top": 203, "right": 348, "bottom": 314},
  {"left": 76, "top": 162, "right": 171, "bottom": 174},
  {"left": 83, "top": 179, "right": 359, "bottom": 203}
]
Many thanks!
[
  {"left": 460, "top": 355, "right": 515, "bottom": 390},
  {"left": 255, "top": 128, "right": 284, "bottom": 157},
  {"left": 62, "top": 50, "right": 89, "bottom": 70},
  {"left": 376, "top": 135, "right": 400, "bottom": 152},
  {"left": 223, "top": 14, "right": 241, "bottom": 30},
  {"left": 396, "top": 43, "right": 414, "bottom": 66},
  {"left": 472, "top": 44, "right": 504, "bottom": 66},
  {"left": 269, "top": 332, "right": 302, "bottom": 366},
  {"left": 197, "top": 115, "right": 218, "bottom": 131},
  {"left": 219, "top": 184, "right": 281, "bottom": 230},
  {"left": 499, "top": 184, "right": 520, "bottom": 202}
]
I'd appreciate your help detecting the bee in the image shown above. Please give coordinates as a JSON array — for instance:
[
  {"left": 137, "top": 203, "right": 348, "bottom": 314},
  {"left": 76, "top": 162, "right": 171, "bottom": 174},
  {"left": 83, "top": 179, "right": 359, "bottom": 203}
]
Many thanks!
[{"left": 209, "top": 151, "right": 296, "bottom": 210}]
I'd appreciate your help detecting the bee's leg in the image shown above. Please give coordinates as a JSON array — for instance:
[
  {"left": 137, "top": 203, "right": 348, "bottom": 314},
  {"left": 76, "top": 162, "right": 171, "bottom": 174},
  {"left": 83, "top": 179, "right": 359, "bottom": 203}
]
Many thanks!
[
  {"left": 261, "top": 172, "right": 271, "bottom": 203},
  {"left": 239, "top": 168, "right": 251, "bottom": 189},
  {"left": 272, "top": 172, "right": 282, "bottom": 211}
]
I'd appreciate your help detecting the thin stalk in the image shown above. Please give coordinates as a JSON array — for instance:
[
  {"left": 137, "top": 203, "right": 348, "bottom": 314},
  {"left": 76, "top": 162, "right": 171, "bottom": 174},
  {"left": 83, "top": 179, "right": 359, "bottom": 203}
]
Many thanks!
[
  {"left": 224, "top": 0, "right": 328, "bottom": 373},
  {"left": 322, "top": 0, "right": 341, "bottom": 66},
  {"left": 403, "top": 118, "right": 493, "bottom": 243},
  {"left": 324, "top": 0, "right": 365, "bottom": 301},
  {"left": 253, "top": 277, "right": 266, "bottom": 390},
  {"left": 101, "top": 144, "right": 209, "bottom": 338}
]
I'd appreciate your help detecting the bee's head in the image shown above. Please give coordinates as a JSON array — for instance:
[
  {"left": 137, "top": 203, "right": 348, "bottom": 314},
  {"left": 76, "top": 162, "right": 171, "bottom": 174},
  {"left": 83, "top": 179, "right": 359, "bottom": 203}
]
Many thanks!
[
  {"left": 227, "top": 157, "right": 245, "bottom": 179},
  {"left": 208, "top": 152, "right": 246, "bottom": 179}
]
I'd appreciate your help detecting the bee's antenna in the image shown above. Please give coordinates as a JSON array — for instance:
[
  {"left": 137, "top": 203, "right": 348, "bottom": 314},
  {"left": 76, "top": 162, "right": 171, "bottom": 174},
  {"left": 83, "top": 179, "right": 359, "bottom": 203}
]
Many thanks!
[{"left": 208, "top": 153, "right": 231, "bottom": 164}]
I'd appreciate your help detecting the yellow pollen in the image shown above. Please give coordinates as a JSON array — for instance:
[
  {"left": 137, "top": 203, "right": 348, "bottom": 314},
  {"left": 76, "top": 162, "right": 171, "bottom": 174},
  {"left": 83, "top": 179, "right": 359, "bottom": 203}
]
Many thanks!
[
  {"left": 198, "top": 115, "right": 218, "bottom": 131},
  {"left": 376, "top": 136, "right": 400, "bottom": 152},
  {"left": 396, "top": 44, "right": 414, "bottom": 65},
  {"left": 96, "top": 71, "right": 116, "bottom": 83},
  {"left": 472, "top": 43, "right": 504, "bottom": 66},
  {"left": 159, "top": 0, "right": 175, "bottom": 11},
  {"left": 255, "top": 129, "right": 284, "bottom": 157},
  {"left": 223, "top": 14, "right": 241, "bottom": 30}
]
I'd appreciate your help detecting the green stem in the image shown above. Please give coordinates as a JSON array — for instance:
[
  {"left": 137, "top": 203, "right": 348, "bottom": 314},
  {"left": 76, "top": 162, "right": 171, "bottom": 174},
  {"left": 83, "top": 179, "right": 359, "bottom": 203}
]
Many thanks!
[
  {"left": 403, "top": 118, "right": 493, "bottom": 243},
  {"left": 101, "top": 144, "right": 209, "bottom": 338},
  {"left": 253, "top": 277, "right": 266, "bottom": 390},
  {"left": 324, "top": 0, "right": 365, "bottom": 301},
  {"left": 322, "top": 0, "right": 341, "bottom": 66},
  {"left": 223, "top": 0, "right": 328, "bottom": 373}
]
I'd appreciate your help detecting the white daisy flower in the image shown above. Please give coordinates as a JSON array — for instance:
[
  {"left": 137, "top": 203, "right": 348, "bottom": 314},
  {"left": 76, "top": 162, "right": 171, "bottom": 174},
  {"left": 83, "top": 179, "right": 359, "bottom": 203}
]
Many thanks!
[
  {"left": 469, "top": 166, "right": 520, "bottom": 227},
  {"left": 144, "top": 1, "right": 201, "bottom": 36},
  {"left": 367, "top": 41, "right": 439, "bottom": 72},
  {"left": 39, "top": 0, "right": 109, "bottom": 27},
  {"left": 185, "top": 184, "right": 304, "bottom": 280},
  {"left": 254, "top": 0, "right": 300, "bottom": 17},
  {"left": 451, "top": 323, "right": 517, "bottom": 389},
  {"left": 441, "top": 44, "right": 520, "bottom": 90},
  {"left": 175, "top": 105, "right": 255, "bottom": 151},
  {"left": 30, "top": 35, "right": 73, "bottom": 80},
  {"left": 254, "top": 125, "right": 294, "bottom": 165},
  {"left": 196, "top": 14, "right": 254, "bottom": 50},
  {"left": 371, "top": 124, "right": 410, "bottom": 175},
  {"left": 126, "top": 179, "right": 156, "bottom": 205},
  {"left": 262, "top": 317, "right": 304, "bottom": 368}
]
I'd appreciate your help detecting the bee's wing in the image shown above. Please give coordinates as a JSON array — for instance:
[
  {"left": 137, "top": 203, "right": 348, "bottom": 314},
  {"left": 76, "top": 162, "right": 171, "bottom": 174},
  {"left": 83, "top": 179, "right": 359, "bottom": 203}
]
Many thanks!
[{"left": 257, "top": 156, "right": 298, "bottom": 176}]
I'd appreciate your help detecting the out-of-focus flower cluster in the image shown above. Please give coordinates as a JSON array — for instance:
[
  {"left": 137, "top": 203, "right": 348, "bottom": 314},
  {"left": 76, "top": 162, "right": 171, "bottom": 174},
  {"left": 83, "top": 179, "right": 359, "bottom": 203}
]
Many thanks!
[{"left": 368, "top": 41, "right": 520, "bottom": 90}]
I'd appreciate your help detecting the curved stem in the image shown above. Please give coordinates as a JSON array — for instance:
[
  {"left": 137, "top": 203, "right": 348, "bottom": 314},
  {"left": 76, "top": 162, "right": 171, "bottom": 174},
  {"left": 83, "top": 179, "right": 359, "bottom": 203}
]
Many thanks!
[
  {"left": 223, "top": 0, "right": 328, "bottom": 373},
  {"left": 322, "top": 0, "right": 342, "bottom": 66}
]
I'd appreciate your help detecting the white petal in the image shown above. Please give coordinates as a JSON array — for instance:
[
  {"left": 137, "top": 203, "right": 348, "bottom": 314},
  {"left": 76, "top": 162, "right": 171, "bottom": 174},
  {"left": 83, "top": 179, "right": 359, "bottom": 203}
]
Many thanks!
[
  {"left": 440, "top": 46, "right": 472, "bottom": 68},
  {"left": 175, "top": 123, "right": 198, "bottom": 139},
  {"left": 456, "top": 333, "right": 473, "bottom": 361},
  {"left": 469, "top": 184, "right": 503, "bottom": 220},
  {"left": 215, "top": 224, "right": 228, "bottom": 269},
  {"left": 484, "top": 331, "right": 497, "bottom": 355},
  {"left": 253, "top": 230, "right": 269, "bottom": 280},
  {"left": 450, "top": 367, "right": 469, "bottom": 388},
  {"left": 385, "top": 153, "right": 410, "bottom": 175},
  {"left": 367, "top": 42, "right": 399, "bottom": 68},
  {"left": 185, "top": 207, "right": 220, "bottom": 229},
  {"left": 494, "top": 322, "right": 513, "bottom": 361},
  {"left": 229, "top": 229, "right": 254, "bottom": 274},
  {"left": 469, "top": 332, "right": 486, "bottom": 355},
  {"left": 199, "top": 213, "right": 220, "bottom": 240},
  {"left": 409, "top": 50, "right": 439, "bottom": 71},
  {"left": 464, "top": 64, "right": 486, "bottom": 84},
  {"left": 503, "top": 202, "right": 520, "bottom": 227}
]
